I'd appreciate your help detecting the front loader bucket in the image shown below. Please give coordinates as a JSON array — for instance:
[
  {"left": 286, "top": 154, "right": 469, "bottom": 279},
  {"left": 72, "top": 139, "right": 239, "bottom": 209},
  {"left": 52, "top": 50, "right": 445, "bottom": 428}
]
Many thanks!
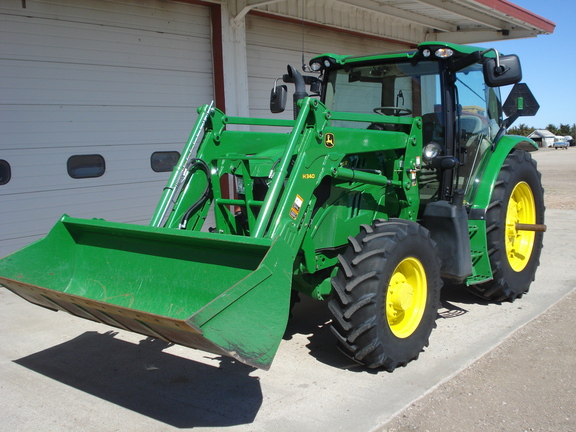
[{"left": 0, "top": 215, "right": 293, "bottom": 370}]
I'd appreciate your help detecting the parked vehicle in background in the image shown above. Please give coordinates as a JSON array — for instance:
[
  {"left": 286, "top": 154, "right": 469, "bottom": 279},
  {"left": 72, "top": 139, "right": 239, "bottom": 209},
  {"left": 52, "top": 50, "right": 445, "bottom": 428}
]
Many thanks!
[{"left": 553, "top": 141, "right": 569, "bottom": 150}]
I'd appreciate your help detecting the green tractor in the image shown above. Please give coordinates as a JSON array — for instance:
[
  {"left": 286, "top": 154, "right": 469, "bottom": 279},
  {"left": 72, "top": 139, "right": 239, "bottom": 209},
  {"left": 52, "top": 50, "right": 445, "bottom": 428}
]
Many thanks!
[{"left": 0, "top": 42, "right": 545, "bottom": 371}]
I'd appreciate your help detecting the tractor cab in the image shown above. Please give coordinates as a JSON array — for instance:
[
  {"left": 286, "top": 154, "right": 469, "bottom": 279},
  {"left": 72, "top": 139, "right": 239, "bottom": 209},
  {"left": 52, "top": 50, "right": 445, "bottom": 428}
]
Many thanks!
[{"left": 273, "top": 42, "right": 538, "bottom": 206}]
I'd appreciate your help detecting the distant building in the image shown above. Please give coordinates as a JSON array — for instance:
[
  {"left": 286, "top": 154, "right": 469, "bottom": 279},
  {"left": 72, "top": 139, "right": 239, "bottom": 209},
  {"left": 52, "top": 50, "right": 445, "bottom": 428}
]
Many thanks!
[{"left": 528, "top": 130, "right": 556, "bottom": 148}]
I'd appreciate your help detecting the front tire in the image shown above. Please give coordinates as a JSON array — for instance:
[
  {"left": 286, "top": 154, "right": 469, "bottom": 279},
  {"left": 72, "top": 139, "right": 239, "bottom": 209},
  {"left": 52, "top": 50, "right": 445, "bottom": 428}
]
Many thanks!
[
  {"left": 329, "top": 219, "right": 441, "bottom": 371},
  {"left": 468, "top": 150, "right": 544, "bottom": 301}
]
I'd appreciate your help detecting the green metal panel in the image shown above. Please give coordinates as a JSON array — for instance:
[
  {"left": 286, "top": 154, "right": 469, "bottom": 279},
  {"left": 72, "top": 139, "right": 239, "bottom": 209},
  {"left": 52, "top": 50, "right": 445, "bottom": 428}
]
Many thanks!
[
  {"left": 309, "top": 41, "right": 497, "bottom": 69},
  {"left": 465, "top": 135, "right": 538, "bottom": 285},
  {"left": 469, "top": 136, "right": 538, "bottom": 211},
  {"left": 467, "top": 220, "right": 493, "bottom": 285},
  {"left": 0, "top": 215, "right": 292, "bottom": 369}
]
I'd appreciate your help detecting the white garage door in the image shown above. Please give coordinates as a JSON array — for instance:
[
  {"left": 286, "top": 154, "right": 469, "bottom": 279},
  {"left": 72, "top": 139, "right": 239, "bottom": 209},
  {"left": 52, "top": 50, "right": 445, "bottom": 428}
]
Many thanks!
[
  {"left": 246, "top": 14, "right": 409, "bottom": 119},
  {"left": 0, "top": 0, "right": 213, "bottom": 256}
]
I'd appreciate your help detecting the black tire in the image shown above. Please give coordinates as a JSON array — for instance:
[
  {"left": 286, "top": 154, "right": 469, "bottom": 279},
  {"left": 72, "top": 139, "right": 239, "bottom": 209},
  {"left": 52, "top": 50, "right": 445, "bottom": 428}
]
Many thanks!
[
  {"left": 329, "top": 219, "right": 442, "bottom": 371},
  {"left": 468, "top": 150, "right": 544, "bottom": 302}
]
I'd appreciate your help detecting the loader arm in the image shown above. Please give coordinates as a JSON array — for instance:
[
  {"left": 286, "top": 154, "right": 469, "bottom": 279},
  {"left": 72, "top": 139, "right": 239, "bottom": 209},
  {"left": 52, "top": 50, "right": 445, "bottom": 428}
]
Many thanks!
[{"left": 0, "top": 99, "right": 419, "bottom": 369}]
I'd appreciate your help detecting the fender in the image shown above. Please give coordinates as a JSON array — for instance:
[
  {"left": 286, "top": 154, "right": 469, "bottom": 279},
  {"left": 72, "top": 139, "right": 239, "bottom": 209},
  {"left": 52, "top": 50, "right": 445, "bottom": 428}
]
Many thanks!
[
  {"left": 466, "top": 135, "right": 538, "bottom": 285},
  {"left": 470, "top": 135, "right": 538, "bottom": 213}
]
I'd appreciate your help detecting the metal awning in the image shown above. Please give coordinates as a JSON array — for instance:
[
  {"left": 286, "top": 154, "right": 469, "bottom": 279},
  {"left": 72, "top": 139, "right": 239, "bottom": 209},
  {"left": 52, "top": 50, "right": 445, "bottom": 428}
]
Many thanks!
[{"left": 245, "top": 0, "right": 555, "bottom": 45}]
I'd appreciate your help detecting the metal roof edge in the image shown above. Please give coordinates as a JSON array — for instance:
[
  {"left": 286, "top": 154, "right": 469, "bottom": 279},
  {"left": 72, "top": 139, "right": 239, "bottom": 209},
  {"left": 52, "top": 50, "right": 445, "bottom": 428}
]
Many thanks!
[{"left": 470, "top": 0, "right": 556, "bottom": 33}]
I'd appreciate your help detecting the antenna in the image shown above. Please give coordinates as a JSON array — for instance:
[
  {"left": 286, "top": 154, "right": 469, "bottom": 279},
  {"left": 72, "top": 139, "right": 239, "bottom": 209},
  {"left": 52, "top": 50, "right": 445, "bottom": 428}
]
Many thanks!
[{"left": 301, "top": 0, "right": 311, "bottom": 72}]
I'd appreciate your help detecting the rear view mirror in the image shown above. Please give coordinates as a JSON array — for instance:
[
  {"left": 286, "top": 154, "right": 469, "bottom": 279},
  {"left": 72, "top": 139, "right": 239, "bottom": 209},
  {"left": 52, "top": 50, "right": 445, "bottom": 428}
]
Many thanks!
[
  {"left": 483, "top": 54, "right": 522, "bottom": 87},
  {"left": 270, "top": 84, "right": 287, "bottom": 113}
]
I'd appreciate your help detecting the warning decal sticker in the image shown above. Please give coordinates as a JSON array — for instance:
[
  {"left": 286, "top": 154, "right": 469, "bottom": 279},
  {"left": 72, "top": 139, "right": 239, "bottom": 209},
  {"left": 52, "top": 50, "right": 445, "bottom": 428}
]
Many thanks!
[
  {"left": 289, "top": 195, "right": 304, "bottom": 220},
  {"left": 324, "top": 132, "right": 335, "bottom": 148}
]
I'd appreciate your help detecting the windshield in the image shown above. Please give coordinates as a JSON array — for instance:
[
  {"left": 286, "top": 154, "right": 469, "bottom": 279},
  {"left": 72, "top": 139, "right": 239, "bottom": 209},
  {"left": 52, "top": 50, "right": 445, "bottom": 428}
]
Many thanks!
[
  {"left": 455, "top": 63, "right": 502, "bottom": 140},
  {"left": 323, "top": 60, "right": 442, "bottom": 124},
  {"left": 322, "top": 58, "right": 505, "bottom": 205},
  {"left": 454, "top": 63, "right": 503, "bottom": 203}
]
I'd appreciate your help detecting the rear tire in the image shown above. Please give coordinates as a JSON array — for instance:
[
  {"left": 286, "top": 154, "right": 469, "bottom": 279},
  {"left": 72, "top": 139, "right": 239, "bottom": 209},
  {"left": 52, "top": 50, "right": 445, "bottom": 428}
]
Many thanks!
[
  {"left": 329, "top": 219, "right": 441, "bottom": 371},
  {"left": 468, "top": 150, "right": 544, "bottom": 302}
]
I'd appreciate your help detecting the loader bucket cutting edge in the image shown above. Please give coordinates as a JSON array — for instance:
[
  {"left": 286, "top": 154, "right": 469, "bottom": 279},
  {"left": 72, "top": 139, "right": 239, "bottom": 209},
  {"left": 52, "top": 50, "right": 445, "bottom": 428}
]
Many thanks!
[{"left": 0, "top": 215, "right": 294, "bottom": 370}]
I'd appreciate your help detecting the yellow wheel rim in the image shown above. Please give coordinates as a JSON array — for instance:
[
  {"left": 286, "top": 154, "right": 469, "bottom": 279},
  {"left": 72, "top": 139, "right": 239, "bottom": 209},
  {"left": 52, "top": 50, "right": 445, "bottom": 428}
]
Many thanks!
[
  {"left": 386, "top": 257, "right": 427, "bottom": 338},
  {"left": 505, "top": 181, "right": 536, "bottom": 272}
]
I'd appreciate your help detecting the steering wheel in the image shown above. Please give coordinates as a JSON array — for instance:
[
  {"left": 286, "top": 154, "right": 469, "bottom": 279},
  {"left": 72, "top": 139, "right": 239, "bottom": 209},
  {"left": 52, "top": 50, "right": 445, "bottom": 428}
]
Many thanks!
[{"left": 373, "top": 106, "right": 412, "bottom": 116}]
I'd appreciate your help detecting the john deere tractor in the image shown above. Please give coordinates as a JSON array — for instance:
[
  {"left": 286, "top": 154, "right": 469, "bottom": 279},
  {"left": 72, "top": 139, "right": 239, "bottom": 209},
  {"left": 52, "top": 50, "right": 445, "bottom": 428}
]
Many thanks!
[{"left": 0, "top": 42, "right": 545, "bottom": 371}]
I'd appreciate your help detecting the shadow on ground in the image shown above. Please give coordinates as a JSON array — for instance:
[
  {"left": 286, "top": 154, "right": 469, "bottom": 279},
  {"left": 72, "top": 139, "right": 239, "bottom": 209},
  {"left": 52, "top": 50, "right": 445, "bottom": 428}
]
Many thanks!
[
  {"left": 438, "top": 280, "right": 495, "bottom": 319},
  {"left": 285, "top": 296, "right": 377, "bottom": 372},
  {"left": 285, "top": 282, "right": 497, "bottom": 371},
  {"left": 15, "top": 331, "right": 262, "bottom": 428}
]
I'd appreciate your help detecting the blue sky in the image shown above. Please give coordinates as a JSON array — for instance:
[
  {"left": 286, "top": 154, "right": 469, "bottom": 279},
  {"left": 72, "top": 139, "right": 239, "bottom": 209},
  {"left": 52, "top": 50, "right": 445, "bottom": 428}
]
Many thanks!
[{"left": 488, "top": 0, "right": 575, "bottom": 129}]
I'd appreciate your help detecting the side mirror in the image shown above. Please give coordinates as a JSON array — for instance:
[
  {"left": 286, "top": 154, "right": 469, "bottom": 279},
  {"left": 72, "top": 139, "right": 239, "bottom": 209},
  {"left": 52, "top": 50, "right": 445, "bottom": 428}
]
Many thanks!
[
  {"left": 270, "top": 84, "right": 287, "bottom": 113},
  {"left": 483, "top": 54, "right": 522, "bottom": 87}
]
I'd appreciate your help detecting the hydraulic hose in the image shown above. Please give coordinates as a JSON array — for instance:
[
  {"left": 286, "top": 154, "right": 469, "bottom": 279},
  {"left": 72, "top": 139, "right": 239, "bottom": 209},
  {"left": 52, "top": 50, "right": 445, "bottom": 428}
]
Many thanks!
[{"left": 179, "top": 158, "right": 212, "bottom": 229}]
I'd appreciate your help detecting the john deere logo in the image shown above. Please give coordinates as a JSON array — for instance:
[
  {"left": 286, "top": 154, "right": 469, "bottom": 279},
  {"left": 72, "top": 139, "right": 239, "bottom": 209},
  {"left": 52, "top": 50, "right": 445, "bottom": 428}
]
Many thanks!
[{"left": 325, "top": 133, "right": 335, "bottom": 148}]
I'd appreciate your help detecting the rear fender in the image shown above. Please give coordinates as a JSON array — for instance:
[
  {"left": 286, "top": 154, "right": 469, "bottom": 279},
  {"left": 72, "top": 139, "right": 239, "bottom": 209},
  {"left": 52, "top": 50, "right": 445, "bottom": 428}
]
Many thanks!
[
  {"left": 470, "top": 135, "right": 538, "bottom": 211},
  {"left": 465, "top": 135, "right": 538, "bottom": 285}
]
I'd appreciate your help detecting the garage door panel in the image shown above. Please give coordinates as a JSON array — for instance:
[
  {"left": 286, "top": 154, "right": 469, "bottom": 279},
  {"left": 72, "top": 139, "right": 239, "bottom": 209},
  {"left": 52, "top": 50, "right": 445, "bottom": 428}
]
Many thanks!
[
  {"left": 0, "top": 144, "right": 179, "bottom": 195},
  {"left": 246, "top": 15, "right": 407, "bottom": 123},
  {"left": 0, "top": 0, "right": 213, "bottom": 257},
  {"left": 3, "top": 0, "right": 211, "bottom": 37},
  {"left": 246, "top": 15, "right": 403, "bottom": 53},
  {"left": 1, "top": 60, "right": 213, "bottom": 107},
  {"left": 246, "top": 45, "right": 309, "bottom": 79},
  {"left": 1, "top": 183, "right": 163, "bottom": 243},
  {"left": 1, "top": 15, "right": 212, "bottom": 72},
  {"left": 1, "top": 106, "right": 201, "bottom": 150}
]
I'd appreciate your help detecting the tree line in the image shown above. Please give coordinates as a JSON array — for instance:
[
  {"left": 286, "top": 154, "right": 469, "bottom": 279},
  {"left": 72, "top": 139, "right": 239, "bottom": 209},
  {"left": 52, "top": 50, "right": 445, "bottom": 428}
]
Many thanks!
[{"left": 508, "top": 123, "right": 576, "bottom": 138}]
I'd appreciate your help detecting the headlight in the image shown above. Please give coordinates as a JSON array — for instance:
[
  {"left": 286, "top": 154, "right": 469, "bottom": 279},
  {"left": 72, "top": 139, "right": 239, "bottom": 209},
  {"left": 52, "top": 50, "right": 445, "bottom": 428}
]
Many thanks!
[
  {"left": 423, "top": 142, "right": 442, "bottom": 163},
  {"left": 435, "top": 48, "right": 454, "bottom": 58},
  {"left": 310, "top": 62, "right": 322, "bottom": 72},
  {"left": 310, "top": 57, "right": 336, "bottom": 71}
]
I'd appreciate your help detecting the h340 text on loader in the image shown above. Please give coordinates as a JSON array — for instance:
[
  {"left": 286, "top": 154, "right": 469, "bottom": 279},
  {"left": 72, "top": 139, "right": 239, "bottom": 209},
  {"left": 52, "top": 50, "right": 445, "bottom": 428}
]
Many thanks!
[{"left": 0, "top": 42, "right": 545, "bottom": 371}]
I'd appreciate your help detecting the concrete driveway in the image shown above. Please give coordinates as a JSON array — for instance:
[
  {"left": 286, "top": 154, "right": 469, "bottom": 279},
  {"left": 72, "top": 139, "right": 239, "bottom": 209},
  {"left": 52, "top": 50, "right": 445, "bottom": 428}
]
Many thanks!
[{"left": 1, "top": 153, "right": 575, "bottom": 432}]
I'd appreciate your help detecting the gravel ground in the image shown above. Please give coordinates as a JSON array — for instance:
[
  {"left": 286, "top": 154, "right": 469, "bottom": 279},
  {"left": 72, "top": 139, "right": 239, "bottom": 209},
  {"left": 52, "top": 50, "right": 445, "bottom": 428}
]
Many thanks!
[
  {"left": 381, "top": 146, "right": 576, "bottom": 432},
  {"left": 535, "top": 146, "right": 576, "bottom": 209},
  {"left": 382, "top": 289, "right": 576, "bottom": 432}
]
